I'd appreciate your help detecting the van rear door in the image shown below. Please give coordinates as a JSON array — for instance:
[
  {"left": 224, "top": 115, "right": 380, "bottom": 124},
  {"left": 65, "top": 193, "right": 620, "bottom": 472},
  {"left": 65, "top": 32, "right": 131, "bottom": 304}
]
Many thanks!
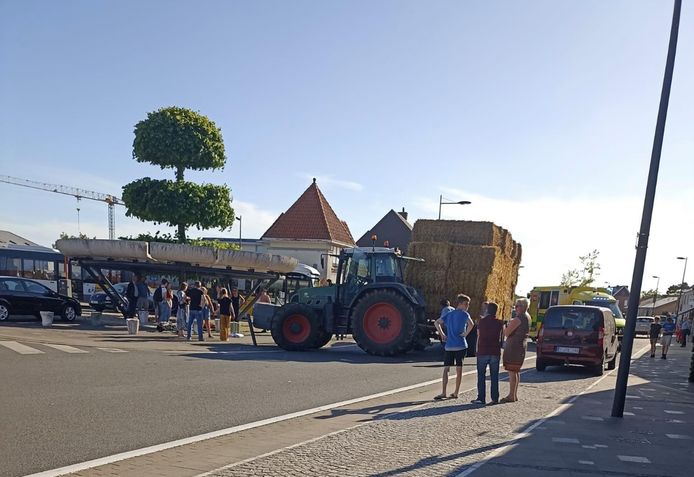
[{"left": 542, "top": 307, "right": 604, "bottom": 355}]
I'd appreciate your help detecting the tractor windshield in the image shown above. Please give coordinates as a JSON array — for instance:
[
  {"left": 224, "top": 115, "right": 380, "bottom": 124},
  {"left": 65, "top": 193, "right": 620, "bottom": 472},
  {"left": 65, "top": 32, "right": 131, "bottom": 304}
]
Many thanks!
[{"left": 374, "top": 254, "right": 403, "bottom": 283}]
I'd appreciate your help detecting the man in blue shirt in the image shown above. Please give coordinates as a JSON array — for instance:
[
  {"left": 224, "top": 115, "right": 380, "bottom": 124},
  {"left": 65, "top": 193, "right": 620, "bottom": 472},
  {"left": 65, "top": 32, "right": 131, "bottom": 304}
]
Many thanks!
[
  {"left": 661, "top": 316, "right": 676, "bottom": 359},
  {"left": 434, "top": 294, "right": 475, "bottom": 400}
]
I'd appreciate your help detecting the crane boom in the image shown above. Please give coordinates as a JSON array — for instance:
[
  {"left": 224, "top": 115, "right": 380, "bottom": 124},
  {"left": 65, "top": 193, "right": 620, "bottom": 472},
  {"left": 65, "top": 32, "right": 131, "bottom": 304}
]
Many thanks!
[{"left": 0, "top": 174, "right": 124, "bottom": 239}]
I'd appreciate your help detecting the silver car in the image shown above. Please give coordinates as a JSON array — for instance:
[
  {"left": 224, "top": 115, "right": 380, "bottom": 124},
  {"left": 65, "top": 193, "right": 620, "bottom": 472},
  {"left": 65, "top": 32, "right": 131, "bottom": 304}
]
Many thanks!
[{"left": 635, "top": 316, "right": 655, "bottom": 336}]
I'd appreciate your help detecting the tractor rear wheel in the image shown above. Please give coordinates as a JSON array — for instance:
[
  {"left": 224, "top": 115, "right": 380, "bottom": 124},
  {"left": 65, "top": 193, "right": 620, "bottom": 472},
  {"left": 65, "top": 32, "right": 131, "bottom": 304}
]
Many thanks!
[
  {"left": 352, "top": 289, "right": 417, "bottom": 357},
  {"left": 271, "top": 304, "right": 321, "bottom": 351}
]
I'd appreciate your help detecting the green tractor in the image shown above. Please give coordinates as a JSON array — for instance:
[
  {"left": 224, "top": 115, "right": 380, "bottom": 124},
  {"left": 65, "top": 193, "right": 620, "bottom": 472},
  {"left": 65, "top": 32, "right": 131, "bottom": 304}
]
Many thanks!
[{"left": 265, "top": 247, "right": 432, "bottom": 356}]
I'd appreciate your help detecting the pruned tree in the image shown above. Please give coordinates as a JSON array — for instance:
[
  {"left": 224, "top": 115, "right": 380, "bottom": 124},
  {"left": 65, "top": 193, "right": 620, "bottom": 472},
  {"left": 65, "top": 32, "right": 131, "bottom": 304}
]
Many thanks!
[
  {"left": 666, "top": 282, "right": 689, "bottom": 295},
  {"left": 122, "top": 107, "right": 235, "bottom": 243},
  {"left": 560, "top": 249, "right": 601, "bottom": 287}
]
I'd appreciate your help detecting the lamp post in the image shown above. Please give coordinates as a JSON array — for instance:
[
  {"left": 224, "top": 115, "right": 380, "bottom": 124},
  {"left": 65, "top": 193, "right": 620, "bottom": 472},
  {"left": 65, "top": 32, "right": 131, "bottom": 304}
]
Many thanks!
[
  {"left": 438, "top": 195, "right": 471, "bottom": 220},
  {"left": 236, "top": 216, "right": 242, "bottom": 248},
  {"left": 676, "top": 256, "right": 688, "bottom": 321},
  {"left": 652, "top": 275, "right": 660, "bottom": 316}
]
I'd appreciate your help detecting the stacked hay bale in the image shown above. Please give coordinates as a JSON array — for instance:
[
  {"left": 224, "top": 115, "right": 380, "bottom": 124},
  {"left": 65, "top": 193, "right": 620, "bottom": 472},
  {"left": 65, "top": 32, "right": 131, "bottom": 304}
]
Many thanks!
[{"left": 405, "top": 220, "right": 522, "bottom": 320}]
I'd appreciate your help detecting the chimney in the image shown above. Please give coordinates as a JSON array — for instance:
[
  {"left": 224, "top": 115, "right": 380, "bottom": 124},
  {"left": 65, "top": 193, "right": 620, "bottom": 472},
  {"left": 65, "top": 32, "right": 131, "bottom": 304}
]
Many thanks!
[{"left": 398, "top": 207, "right": 408, "bottom": 221}]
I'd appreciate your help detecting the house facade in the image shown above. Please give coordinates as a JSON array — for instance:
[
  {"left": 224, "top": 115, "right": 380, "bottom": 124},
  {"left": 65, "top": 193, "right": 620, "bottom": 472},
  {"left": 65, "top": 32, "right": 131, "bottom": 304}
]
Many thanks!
[
  {"left": 356, "top": 208, "right": 412, "bottom": 252},
  {"left": 637, "top": 296, "right": 678, "bottom": 316},
  {"left": 610, "top": 285, "right": 630, "bottom": 314}
]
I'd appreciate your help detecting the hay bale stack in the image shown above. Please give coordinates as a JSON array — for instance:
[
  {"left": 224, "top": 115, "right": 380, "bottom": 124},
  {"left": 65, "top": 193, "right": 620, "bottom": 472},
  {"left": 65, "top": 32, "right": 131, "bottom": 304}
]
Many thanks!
[{"left": 405, "top": 220, "right": 522, "bottom": 320}]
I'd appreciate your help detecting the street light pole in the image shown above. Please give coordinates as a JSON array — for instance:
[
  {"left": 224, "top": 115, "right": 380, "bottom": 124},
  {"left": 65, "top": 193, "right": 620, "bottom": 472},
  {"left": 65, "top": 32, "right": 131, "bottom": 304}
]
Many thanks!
[
  {"left": 676, "top": 256, "right": 688, "bottom": 321},
  {"left": 611, "top": 0, "right": 681, "bottom": 418},
  {"left": 438, "top": 195, "right": 472, "bottom": 220},
  {"left": 652, "top": 275, "right": 660, "bottom": 316},
  {"left": 236, "top": 216, "right": 242, "bottom": 248}
]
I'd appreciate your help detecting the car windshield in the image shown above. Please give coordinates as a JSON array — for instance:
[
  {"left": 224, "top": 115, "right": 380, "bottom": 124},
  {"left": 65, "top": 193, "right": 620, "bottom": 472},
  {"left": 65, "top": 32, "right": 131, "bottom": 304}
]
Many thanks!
[
  {"left": 637, "top": 317, "right": 654, "bottom": 323},
  {"left": 544, "top": 308, "right": 602, "bottom": 331},
  {"left": 586, "top": 300, "right": 622, "bottom": 319}
]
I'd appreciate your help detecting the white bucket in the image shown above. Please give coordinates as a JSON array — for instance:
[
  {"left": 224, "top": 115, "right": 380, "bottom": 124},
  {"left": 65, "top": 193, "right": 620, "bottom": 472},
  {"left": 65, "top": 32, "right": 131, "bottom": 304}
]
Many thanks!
[
  {"left": 214, "top": 318, "right": 221, "bottom": 332},
  {"left": 40, "top": 311, "right": 54, "bottom": 327},
  {"left": 126, "top": 318, "right": 139, "bottom": 335}
]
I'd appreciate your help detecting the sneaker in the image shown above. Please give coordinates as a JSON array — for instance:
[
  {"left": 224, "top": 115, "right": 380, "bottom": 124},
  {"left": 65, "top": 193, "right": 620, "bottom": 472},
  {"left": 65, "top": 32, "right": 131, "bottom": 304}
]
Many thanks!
[
  {"left": 470, "top": 399, "right": 485, "bottom": 405},
  {"left": 662, "top": 355, "right": 667, "bottom": 359},
  {"left": 650, "top": 354, "right": 655, "bottom": 358},
  {"left": 487, "top": 401, "right": 499, "bottom": 406},
  {"left": 236, "top": 333, "right": 245, "bottom": 337}
]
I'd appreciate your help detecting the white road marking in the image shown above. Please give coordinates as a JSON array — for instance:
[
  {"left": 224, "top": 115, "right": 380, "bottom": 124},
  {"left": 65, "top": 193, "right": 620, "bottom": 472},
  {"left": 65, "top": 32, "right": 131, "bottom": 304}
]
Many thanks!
[
  {"left": 42, "top": 344, "right": 88, "bottom": 354},
  {"left": 0, "top": 340, "right": 44, "bottom": 354},
  {"left": 664, "top": 410, "right": 684, "bottom": 414},
  {"left": 24, "top": 356, "right": 536, "bottom": 477},
  {"left": 578, "top": 460, "right": 595, "bottom": 465},
  {"left": 96, "top": 347, "right": 128, "bottom": 353},
  {"left": 665, "top": 434, "right": 692, "bottom": 439},
  {"left": 581, "top": 416, "right": 604, "bottom": 421},
  {"left": 618, "top": 455, "right": 651, "bottom": 463},
  {"left": 552, "top": 437, "right": 579, "bottom": 444},
  {"left": 594, "top": 444, "right": 608, "bottom": 448}
]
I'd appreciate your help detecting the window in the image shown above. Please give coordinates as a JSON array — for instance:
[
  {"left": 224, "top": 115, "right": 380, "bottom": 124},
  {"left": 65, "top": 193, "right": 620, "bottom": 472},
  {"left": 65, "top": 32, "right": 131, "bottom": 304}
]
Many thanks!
[
  {"left": 543, "top": 308, "right": 602, "bottom": 331},
  {"left": 24, "top": 280, "right": 51, "bottom": 295},
  {"left": 21, "top": 259, "right": 35, "bottom": 278},
  {"left": 0, "top": 278, "right": 25, "bottom": 292},
  {"left": 539, "top": 292, "right": 551, "bottom": 309},
  {"left": 0, "top": 258, "right": 21, "bottom": 276}
]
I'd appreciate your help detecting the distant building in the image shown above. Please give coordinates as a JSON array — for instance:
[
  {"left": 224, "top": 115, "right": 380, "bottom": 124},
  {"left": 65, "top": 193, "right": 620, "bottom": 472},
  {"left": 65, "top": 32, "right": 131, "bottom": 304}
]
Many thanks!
[
  {"left": 637, "top": 295, "right": 678, "bottom": 316},
  {"left": 261, "top": 179, "right": 355, "bottom": 281},
  {"left": 610, "top": 285, "right": 630, "bottom": 314},
  {"left": 356, "top": 208, "right": 412, "bottom": 252}
]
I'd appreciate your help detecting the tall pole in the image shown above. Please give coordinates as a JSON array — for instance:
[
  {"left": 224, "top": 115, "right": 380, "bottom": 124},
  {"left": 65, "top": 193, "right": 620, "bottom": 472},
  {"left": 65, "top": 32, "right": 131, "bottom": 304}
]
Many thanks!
[
  {"left": 676, "top": 257, "right": 688, "bottom": 321},
  {"left": 237, "top": 216, "right": 242, "bottom": 248},
  {"left": 612, "top": 0, "right": 681, "bottom": 418},
  {"left": 438, "top": 195, "right": 442, "bottom": 220},
  {"left": 652, "top": 275, "right": 660, "bottom": 316}
]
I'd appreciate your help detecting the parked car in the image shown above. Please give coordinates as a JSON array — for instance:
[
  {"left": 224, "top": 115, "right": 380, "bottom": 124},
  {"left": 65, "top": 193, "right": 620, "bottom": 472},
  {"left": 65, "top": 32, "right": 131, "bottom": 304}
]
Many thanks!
[
  {"left": 635, "top": 316, "right": 655, "bottom": 336},
  {"left": 536, "top": 305, "right": 619, "bottom": 375},
  {"left": 89, "top": 282, "right": 154, "bottom": 313},
  {"left": 0, "top": 276, "right": 82, "bottom": 322}
]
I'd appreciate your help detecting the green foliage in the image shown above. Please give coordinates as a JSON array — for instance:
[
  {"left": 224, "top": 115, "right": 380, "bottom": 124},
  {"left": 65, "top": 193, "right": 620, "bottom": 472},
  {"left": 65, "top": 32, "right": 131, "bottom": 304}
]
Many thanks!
[
  {"left": 119, "top": 232, "right": 239, "bottom": 250},
  {"left": 124, "top": 107, "right": 235, "bottom": 243},
  {"left": 666, "top": 282, "right": 689, "bottom": 295},
  {"left": 560, "top": 249, "right": 601, "bottom": 287},
  {"left": 641, "top": 289, "right": 658, "bottom": 299},
  {"left": 122, "top": 178, "right": 235, "bottom": 231},
  {"left": 53, "top": 232, "right": 94, "bottom": 248},
  {"left": 132, "top": 107, "right": 226, "bottom": 172}
]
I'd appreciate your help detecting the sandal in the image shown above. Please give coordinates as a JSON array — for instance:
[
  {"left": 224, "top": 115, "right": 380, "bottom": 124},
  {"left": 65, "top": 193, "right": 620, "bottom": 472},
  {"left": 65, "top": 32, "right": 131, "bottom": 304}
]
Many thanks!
[
  {"left": 433, "top": 394, "right": 446, "bottom": 401},
  {"left": 449, "top": 393, "right": 458, "bottom": 399},
  {"left": 499, "top": 397, "right": 517, "bottom": 404}
]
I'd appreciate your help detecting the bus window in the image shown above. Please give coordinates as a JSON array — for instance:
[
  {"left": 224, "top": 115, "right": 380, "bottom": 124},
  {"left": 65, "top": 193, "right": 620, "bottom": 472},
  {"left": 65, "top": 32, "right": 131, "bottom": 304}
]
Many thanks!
[{"left": 539, "top": 292, "right": 551, "bottom": 309}]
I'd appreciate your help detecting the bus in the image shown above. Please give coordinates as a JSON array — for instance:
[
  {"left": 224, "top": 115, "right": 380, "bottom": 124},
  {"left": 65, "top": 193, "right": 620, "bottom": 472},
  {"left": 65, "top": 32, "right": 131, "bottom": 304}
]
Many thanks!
[
  {"left": 528, "top": 286, "right": 626, "bottom": 341},
  {"left": 0, "top": 244, "right": 67, "bottom": 292}
]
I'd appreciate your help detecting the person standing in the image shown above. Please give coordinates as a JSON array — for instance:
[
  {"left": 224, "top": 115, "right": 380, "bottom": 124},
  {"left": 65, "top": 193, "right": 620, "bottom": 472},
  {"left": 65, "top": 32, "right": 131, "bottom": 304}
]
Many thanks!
[
  {"left": 433, "top": 294, "right": 474, "bottom": 400},
  {"left": 159, "top": 283, "right": 173, "bottom": 324},
  {"left": 501, "top": 298, "right": 530, "bottom": 403},
  {"left": 136, "top": 276, "right": 150, "bottom": 322},
  {"left": 649, "top": 316, "right": 662, "bottom": 357},
  {"left": 661, "top": 316, "right": 676, "bottom": 358},
  {"left": 230, "top": 287, "right": 246, "bottom": 338},
  {"left": 218, "top": 288, "right": 234, "bottom": 341},
  {"left": 201, "top": 286, "right": 214, "bottom": 338},
  {"left": 471, "top": 302, "right": 504, "bottom": 405},
  {"left": 680, "top": 317, "right": 691, "bottom": 347},
  {"left": 258, "top": 287, "right": 271, "bottom": 304},
  {"left": 154, "top": 279, "right": 169, "bottom": 323},
  {"left": 186, "top": 281, "right": 205, "bottom": 341},
  {"left": 176, "top": 283, "right": 189, "bottom": 339},
  {"left": 125, "top": 273, "right": 139, "bottom": 318}
]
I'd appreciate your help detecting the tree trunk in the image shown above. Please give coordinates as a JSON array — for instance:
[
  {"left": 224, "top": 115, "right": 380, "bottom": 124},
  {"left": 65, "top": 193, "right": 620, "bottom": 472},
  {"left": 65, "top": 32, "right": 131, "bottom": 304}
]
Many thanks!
[
  {"left": 177, "top": 223, "right": 186, "bottom": 243},
  {"left": 176, "top": 166, "right": 185, "bottom": 182}
]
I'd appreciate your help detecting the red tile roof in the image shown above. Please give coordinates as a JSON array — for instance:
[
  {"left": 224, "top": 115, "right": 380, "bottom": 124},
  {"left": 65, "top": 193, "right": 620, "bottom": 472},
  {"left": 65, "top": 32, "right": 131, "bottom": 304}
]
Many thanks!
[{"left": 262, "top": 179, "right": 355, "bottom": 245}]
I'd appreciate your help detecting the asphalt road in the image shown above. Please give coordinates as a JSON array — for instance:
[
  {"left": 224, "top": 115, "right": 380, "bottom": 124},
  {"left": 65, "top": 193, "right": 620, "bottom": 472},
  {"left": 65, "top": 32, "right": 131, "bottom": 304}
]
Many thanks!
[{"left": 0, "top": 327, "right": 522, "bottom": 477}]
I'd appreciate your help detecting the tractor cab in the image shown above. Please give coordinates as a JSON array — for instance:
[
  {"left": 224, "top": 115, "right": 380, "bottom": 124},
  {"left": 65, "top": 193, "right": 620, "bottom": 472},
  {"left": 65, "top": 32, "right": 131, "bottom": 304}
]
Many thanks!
[{"left": 336, "top": 247, "right": 405, "bottom": 306}]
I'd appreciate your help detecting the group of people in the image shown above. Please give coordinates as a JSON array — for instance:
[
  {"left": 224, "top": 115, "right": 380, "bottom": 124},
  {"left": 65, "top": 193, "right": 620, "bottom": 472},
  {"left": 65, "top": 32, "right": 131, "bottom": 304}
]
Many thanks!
[
  {"left": 125, "top": 274, "right": 271, "bottom": 342},
  {"left": 434, "top": 295, "right": 530, "bottom": 405},
  {"left": 649, "top": 314, "right": 692, "bottom": 359}
]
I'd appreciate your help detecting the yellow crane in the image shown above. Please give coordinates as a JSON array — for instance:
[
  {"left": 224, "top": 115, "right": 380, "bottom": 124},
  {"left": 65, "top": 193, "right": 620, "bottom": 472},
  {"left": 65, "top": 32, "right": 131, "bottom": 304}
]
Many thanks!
[{"left": 0, "top": 174, "right": 124, "bottom": 239}]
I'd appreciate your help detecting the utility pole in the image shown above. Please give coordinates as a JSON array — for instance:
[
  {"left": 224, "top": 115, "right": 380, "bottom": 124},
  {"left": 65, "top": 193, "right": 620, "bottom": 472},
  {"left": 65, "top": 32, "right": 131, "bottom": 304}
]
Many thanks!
[{"left": 612, "top": 0, "right": 681, "bottom": 418}]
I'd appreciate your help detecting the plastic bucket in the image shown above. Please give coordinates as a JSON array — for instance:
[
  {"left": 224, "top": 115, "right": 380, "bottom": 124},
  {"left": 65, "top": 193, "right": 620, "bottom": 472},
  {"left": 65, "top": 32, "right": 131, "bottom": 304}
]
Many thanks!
[
  {"left": 138, "top": 310, "right": 148, "bottom": 326},
  {"left": 126, "top": 318, "right": 139, "bottom": 335},
  {"left": 214, "top": 318, "right": 221, "bottom": 332},
  {"left": 40, "top": 311, "right": 54, "bottom": 327}
]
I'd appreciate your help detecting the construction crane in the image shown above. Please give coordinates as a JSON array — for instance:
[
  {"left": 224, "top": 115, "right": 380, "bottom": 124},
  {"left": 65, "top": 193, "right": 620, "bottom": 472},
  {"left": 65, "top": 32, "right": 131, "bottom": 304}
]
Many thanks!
[{"left": 0, "top": 174, "right": 124, "bottom": 239}]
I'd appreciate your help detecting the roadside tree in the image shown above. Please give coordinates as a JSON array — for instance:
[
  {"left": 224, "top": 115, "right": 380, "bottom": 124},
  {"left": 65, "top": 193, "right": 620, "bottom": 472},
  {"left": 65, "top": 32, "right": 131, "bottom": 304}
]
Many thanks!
[
  {"left": 122, "top": 107, "right": 235, "bottom": 243},
  {"left": 560, "top": 249, "right": 601, "bottom": 287}
]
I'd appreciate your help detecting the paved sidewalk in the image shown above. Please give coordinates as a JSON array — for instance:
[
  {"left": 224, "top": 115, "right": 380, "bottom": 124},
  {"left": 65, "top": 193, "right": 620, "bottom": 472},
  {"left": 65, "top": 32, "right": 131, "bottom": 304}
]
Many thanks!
[{"left": 203, "top": 343, "right": 692, "bottom": 477}]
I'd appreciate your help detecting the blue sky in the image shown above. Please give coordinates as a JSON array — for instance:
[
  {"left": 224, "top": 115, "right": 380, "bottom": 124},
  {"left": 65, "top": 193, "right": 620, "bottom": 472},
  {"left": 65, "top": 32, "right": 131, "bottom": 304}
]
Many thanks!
[{"left": 1, "top": 0, "right": 693, "bottom": 297}]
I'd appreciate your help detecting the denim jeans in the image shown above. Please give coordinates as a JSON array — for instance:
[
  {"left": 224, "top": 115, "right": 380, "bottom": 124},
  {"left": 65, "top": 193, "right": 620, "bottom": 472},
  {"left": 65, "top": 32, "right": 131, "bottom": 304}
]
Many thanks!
[
  {"left": 159, "top": 302, "right": 171, "bottom": 323},
  {"left": 187, "top": 310, "right": 204, "bottom": 341},
  {"left": 476, "top": 355, "right": 500, "bottom": 403}
]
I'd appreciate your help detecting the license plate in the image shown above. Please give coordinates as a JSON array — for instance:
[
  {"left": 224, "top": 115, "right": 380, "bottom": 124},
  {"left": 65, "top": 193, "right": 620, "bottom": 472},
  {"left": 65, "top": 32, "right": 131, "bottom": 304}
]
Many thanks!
[{"left": 556, "top": 346, "right": 580, "bottom": 354}]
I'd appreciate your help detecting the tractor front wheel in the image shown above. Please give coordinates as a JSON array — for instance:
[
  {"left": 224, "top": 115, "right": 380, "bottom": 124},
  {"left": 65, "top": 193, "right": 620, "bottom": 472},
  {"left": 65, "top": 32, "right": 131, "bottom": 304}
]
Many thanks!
[
  {"left": 352, "top": 289, "right": 417, "bottom": 357},
  {"left": 271, "top": 304, "right": 321, "bottom": 351}
]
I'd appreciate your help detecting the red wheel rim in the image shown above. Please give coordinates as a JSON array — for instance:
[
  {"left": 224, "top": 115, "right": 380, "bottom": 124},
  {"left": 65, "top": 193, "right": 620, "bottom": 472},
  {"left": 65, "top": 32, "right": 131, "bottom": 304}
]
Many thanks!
[
  {"left": 363, "top": 303, "right": 402, "bottom": 345},
  {"left": 283, "top": 314, "right": 311, "bottom": 343}
]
